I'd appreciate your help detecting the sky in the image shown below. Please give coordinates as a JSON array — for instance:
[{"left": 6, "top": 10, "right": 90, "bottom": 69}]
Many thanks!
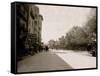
[{"left": 36, "top": 5, "right": 91, "bottom": 44}]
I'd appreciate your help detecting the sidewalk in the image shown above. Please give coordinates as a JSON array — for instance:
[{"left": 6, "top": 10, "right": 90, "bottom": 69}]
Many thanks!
[{"left": 18, "top": 52, "right": 72, "bottom": 73}]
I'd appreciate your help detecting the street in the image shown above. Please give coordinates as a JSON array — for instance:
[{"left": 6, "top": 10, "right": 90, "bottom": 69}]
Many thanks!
[
  {"left": 17, "top": 49, "right": 96, "bottom": 73},
  {"left": 51, "top": 49, "right": 96, "bottom": 69}
]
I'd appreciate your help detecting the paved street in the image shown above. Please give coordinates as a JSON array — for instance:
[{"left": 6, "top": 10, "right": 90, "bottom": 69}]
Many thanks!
[
  {"left": 51, "top": 49, "right": 96, "bottom": 69},
  {"left": 18, "top": 51, "right": 72, "bottom": 73},
  {"left": 17, "top": 49, "right": 96, "bottom": 73}
]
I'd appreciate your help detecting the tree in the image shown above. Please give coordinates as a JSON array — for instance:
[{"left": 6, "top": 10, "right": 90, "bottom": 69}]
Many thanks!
[
  {"left": 58, "top": 36, "right": 66, "bottom": 49},
  {"left": 83, "top": 13, "right": 96, "bottom": 43},
  {"left": 48, "top": 40, "right": 56, "bottom": 49},
  {"left": 83, "top": 8, "right": 96, "bottom": 51},
  {"left": 64, "top": 26, "right": 88, "bottom": 50}
]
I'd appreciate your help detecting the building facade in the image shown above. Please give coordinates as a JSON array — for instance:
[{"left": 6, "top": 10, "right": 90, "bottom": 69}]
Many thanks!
[
  {"left": 26, "top": 4, "right": 43, "bottom": 54},
  {"left": 16, "top": 3, "right": 43, "bottom": 57}
]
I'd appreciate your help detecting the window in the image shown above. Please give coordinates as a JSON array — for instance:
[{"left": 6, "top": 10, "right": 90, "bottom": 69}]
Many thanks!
[{"left": 34, "top": 20, "right": 38, "bottom": 25}]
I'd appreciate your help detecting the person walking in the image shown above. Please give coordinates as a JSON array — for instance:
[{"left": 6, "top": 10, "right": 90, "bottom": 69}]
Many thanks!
[{"left": 45, "top": 45, "right": 49, "bottom": 52}]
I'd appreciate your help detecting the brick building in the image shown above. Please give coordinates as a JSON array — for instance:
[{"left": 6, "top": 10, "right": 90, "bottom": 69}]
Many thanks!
[{"left": 16, "top": 3, "right": 43, "bottom": 57}]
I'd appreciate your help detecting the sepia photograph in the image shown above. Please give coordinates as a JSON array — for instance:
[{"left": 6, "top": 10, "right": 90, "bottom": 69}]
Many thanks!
[{"left": 11, "top": 2, "right": 97, "bottom": 73}]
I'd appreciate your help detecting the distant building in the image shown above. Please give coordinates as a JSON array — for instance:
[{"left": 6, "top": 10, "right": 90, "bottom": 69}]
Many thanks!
[{"left": 16, "top": 3, "right": 43, "bottom": 56}]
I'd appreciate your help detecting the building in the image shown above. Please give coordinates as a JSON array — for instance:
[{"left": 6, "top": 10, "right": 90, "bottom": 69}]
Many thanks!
[
  {"left": 16, "top": 3, "right": 29, "bottom": 57},
  {"left": 16, "top": 3, "right": 43, "bottom": 57},
  {"left": 26, "top": 4, "right": 43, "bottom": 53}
]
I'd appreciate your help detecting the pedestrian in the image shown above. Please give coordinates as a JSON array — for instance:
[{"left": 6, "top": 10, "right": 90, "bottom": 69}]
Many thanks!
[
  {"left": 45, "top": 46, "right": 49, "bottom": 52},
  {"left": 87, "top": 43, "right": 91, "bottom": 53}
]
